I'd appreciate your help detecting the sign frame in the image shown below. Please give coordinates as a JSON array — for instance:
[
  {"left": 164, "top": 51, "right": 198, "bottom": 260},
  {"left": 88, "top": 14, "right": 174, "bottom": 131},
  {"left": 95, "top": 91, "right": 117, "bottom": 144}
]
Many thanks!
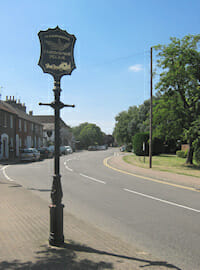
[{"left": 38, "top": 26, "right": 76, "bottom": 80}]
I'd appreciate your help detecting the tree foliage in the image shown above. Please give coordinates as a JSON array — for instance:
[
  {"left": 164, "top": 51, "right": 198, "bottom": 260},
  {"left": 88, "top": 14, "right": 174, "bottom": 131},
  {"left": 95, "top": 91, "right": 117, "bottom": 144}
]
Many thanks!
[
  {"left": 154, "top": 34, "right": 200, "bottom": 163},
  {"left": 113, "top": 99, "right": 150, "bottom": 145},
  {"left": 72, "top": 122, "right": 104, "bottom": 149}
]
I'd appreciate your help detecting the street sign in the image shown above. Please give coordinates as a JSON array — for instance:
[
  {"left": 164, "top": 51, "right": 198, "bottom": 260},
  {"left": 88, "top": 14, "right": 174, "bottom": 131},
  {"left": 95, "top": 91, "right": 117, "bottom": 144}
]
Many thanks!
[
  {"left": 38, "top": 26, "right": 76, "bottom": 79},
  {"left": 38, "top": 26, "right": 76, "bottom": 246}
]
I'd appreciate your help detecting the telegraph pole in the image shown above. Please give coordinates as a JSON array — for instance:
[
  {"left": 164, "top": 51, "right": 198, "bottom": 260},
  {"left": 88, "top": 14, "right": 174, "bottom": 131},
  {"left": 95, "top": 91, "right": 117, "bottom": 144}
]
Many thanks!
[{"left": 149, "top": 47, "right": 153, "bottom": 168}]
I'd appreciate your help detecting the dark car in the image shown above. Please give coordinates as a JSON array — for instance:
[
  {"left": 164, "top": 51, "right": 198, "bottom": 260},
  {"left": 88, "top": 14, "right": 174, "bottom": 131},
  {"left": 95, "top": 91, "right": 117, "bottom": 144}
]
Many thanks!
[{"left": 38, "top": 147, "right": 53, "bottom": 159}]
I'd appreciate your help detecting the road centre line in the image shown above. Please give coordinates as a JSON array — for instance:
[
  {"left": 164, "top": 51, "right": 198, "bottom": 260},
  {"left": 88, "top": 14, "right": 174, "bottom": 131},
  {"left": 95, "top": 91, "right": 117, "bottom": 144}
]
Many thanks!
[
  {"left": 103, "top": 156, "right": 199, "bottom": 192},
  {"left": 2, "top": 165, "right": 14, "bottom": 182},
  {"left": 79, "top": 173, "right": 106, "bottom": 184},
  {"left": 124, "top": 188, "right": 200, "bottom": 213}
]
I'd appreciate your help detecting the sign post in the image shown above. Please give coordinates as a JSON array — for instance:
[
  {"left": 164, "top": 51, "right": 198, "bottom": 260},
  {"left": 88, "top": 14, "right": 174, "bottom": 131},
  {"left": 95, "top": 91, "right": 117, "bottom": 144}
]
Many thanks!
[{"left": 38, "top": 26, "right": 76, "bottom": 246}]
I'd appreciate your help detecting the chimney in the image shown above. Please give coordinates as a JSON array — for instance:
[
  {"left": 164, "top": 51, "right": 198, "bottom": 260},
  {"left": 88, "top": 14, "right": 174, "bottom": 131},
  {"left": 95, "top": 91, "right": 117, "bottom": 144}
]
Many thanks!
[
  {"left": 5, "top": 97, "right": 26, "bottom": 112},
  {"left": 22, "top": 103, "right": 26, "bottom": 113},
  {"left": 29, "top": 111, "right": 33, "bottom": 116}
]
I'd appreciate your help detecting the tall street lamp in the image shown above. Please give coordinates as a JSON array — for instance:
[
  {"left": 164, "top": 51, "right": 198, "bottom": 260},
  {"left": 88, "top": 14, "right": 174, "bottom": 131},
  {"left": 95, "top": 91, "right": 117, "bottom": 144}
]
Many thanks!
[{"left": 38, "top": 26, "right": 76, "bottom": 246}]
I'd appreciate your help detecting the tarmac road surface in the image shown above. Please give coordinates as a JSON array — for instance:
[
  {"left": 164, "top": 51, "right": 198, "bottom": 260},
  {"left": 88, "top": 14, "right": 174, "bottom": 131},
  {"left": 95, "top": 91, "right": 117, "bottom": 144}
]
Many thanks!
[{"left": 2, "top": 148, "right": 200, "bottom": 270}]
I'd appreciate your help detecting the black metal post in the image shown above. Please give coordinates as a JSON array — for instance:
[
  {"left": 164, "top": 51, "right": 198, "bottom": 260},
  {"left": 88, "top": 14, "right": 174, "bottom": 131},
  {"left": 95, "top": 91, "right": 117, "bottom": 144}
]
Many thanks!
[
  {"left": 49, "top": 78, "right": 64, "bottom": 246},
  {"left": 39, "top": 79, "right": 75, "bottom": 246}
]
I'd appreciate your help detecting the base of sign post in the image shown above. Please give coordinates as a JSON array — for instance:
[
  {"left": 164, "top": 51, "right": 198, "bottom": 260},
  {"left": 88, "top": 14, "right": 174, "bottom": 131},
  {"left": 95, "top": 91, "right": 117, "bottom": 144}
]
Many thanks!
[{"left": 49, "top": 204, "right": 64, "bottom": 246}]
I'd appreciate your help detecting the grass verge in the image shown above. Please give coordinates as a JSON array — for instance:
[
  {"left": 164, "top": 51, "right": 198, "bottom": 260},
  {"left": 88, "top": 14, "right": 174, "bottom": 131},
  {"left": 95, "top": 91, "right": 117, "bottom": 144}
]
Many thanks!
[{"left": 123, "top": 154, "right": 200, "bottom": 178}]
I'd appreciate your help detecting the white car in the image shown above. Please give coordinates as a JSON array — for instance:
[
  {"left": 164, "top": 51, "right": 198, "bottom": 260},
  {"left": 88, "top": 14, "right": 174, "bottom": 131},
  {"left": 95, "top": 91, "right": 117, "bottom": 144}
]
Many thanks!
[
  {"left": 20, "top": 148, "right": 40, "bottom": 162},
  {"left": 64, "top": 146, "right": 73, "bottom": 154}
]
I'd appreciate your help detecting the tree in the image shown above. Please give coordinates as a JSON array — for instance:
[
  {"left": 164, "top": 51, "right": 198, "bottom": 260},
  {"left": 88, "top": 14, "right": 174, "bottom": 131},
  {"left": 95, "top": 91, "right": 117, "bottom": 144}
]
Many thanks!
[
  {"left": 113, "top": 110, "right": 132, "bottom": 145},
  {"left": 154, "top": 34, "right": 200, "bottom": 164},
  {"left": 153, "top": 92, "right": 184, "bottom": 141},
  {"left": 113, "top": 100, "right": 150, "bottom": 145},
  {"left": 72, "top": 122, "right": 104, "bottom": 149}
]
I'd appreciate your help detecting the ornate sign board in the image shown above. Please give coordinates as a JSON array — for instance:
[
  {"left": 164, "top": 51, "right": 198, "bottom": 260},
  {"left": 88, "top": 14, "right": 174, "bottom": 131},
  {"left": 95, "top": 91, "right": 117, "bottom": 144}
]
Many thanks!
[{"left": 38, "top": 26, "right": 76, "bottom": 79}]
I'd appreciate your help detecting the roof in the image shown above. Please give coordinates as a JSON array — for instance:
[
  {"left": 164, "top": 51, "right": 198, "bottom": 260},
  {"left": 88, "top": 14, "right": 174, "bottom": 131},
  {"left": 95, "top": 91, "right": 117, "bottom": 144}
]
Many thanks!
[
  {"left": 1, "top": 101, "right": 42, "bottom": 126},
  {"left": 33, "top": 115, "right": 70, "bottom": 129},
  {"left": 0, "top": 102, "right": 17, "bottom": 115}
]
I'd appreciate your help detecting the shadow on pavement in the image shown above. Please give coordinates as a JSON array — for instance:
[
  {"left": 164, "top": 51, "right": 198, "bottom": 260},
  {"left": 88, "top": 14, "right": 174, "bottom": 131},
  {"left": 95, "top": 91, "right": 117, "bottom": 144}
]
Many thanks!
[
  {"left": 0, "top": 241, "right": 182, "bottom": 270},
  {"left": 27, "top": 188, "right": 51, "bottom": 192}
]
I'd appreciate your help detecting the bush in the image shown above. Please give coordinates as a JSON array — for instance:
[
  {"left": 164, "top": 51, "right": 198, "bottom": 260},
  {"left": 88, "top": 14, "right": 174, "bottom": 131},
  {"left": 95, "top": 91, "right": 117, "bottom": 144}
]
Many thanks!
[
  {"left": 152, "top": 137, "right": 164, "bottom": 155},
  {"left": 132, "top": 132, "right": 149, "bottom": 156},
  {"left": 176, "top": 150, "right": 187, "bottom": 158},
  {"left": 163, "top": 139, "right": 178, "bottom": 154}
]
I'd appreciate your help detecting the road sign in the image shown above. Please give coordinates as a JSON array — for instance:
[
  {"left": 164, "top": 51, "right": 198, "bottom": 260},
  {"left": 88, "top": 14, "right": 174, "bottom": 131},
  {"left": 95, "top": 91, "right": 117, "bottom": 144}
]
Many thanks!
[{"left": 38, "top": 26, "right": 76, "bottom": 79}]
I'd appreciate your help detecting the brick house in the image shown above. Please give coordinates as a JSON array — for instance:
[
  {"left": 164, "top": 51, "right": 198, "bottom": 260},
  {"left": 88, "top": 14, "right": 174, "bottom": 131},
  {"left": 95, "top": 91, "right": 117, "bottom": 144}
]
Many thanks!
[
  {"left": 0, "top": 101, "right": 17, "bottom": 160},
  {"left": 0, "top": 97, "right": 43, "bottom": 160}
]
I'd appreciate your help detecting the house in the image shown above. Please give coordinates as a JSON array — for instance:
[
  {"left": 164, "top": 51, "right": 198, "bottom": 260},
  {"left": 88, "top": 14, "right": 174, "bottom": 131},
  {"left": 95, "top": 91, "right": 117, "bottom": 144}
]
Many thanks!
[
  {"left": 32, "top": 115, "right": 75, "bottom": 149},
  {"left": 0, "top": 97, "right": 43, "bottom": 160},
  {"left": 0, "top": 101, "right": 17, "bottom": 160}
]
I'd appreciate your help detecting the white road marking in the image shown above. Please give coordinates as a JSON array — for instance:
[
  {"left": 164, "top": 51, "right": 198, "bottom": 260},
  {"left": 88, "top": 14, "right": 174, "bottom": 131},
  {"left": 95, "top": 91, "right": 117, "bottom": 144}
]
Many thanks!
[
  {"left": 80, "top": 173, "right": 106, "bottom": 184},
  {"left": 64, "top": 160, "right": 74, "bottom": 172},
  {"left": 2, "top": 165, "right": 15, "bottom": 182},
  {"left": 64, "top": 162, "right": 73, "bottom": 172},
  {"left": 124, "top": 188, "right": 200, "bottom": 213}
]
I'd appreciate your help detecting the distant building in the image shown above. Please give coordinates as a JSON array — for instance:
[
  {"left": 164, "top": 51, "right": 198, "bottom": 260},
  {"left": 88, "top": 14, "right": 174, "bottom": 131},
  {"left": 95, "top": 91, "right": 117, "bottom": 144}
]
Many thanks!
[
  {"left": 0, "top": 96, "right": 43, "bottom": 160},
  {"left": 32, "top": 115, "right": 75, "bottom": 149}
]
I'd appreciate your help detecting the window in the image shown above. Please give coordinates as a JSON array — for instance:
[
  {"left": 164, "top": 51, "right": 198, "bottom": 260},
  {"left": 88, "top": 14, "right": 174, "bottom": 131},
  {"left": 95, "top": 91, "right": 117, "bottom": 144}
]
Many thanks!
[
  {"left": 4, "top": 113, "right": 7, "bottom": 127},
  {"left": 10, "top": 115, "right": 13, "bottom": 128},
  {"left": 19, "top": 119, "right": 21, "bottom": 131},
  {"left": 24, "top": 121, "right": 27, "bottom": 132}
]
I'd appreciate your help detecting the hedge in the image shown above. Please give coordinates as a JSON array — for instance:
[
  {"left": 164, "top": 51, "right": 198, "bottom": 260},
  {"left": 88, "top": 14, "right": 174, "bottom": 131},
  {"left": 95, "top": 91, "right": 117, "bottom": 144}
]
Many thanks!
[
  {"left": 132, "top": 133, "right": 164, "bottom": 156},
  {"left": 176, "top": 150, "right": 188, "bottom": 158},
  {"left": 132, "top": 132, "right": 149, "bottom": 156}
]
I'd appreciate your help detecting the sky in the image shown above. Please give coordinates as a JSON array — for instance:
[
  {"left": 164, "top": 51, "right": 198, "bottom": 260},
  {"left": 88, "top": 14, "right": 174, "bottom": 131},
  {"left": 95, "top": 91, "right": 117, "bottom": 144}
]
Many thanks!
[{"left": 0, "top": 0, "right": 200, "bottom": 134}]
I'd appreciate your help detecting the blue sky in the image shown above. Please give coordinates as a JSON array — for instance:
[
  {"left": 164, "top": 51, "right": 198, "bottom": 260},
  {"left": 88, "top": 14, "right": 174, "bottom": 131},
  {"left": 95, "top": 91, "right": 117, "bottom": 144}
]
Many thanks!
[{"left": 0, "top": 0, "right": 200, "bottom": 134}]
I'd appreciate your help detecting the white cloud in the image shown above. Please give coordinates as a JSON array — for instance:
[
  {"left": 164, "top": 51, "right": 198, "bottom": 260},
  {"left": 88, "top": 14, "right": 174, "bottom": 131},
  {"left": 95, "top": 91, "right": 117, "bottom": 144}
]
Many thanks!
[{"left": 129, "top": 64, "right": 143, "bottom": 72}]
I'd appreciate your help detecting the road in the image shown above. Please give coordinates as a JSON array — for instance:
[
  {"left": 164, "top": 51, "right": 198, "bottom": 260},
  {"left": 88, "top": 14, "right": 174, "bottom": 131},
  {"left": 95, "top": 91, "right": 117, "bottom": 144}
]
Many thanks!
[{"left": 2, "top": 148, "right": 200, "bottom": 270}]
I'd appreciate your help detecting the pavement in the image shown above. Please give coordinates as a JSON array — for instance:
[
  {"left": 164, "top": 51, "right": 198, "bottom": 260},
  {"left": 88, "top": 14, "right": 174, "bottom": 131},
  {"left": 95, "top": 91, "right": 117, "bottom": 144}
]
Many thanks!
[
  {"left": 106, "top": 153, "right": 200, "bottom": 191},
  {"left": 1, "top": 153, "right": 198, "bottom": 270}
]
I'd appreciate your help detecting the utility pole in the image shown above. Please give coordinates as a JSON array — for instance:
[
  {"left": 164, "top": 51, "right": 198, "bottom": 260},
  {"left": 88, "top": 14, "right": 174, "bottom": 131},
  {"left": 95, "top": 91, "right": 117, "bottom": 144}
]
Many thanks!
[{"left": 149, "top": 47, "right": 153, "bottom": 168}]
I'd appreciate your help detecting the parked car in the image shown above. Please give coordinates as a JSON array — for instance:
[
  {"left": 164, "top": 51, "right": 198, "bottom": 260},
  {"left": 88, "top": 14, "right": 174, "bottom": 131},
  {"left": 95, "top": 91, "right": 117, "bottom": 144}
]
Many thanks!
[
  {"left": 96, "top": 145, "right": 108, "bottom": 150},
  {"left": 60, "top": 146, "right": 67, "bottom": 155},
  {"left": 38, "top": 147, "right": 53, "bottom": 159},
  {"left": 88, "top": 145, "right": 97, "bottom": 151},
  {"left": 20, "top": 148, "right": 40, "bottom": 162},
  {"left": 120, "top": 145, "right": 126, "bottom": 152},
  {"left": 64, "top": 145, "right": 73, "bottom": 154},
  {"left": 47, "top": 145, "right": 55, "bottom": 155},
  {"left": 88, "top": 145, "right": 108, "bottom": 151},
  {"left": 59, "top": 145, "right": 73, "bottom": 155}
]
